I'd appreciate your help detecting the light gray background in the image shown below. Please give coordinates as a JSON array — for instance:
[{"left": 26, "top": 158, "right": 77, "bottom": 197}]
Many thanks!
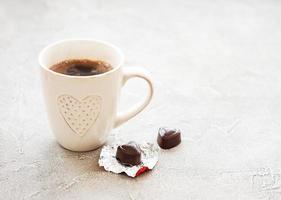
[{"left": 1, "top": 0, "right": 281, "bottom": 199}]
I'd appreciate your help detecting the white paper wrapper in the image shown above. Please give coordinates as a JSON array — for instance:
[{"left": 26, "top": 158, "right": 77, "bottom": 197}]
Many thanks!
[{"left": 99, "top": 142, "right": 159, "bottom": 177}]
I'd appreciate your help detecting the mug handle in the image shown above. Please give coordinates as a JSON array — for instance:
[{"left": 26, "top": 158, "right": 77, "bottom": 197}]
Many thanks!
[{"left": 114, "top": 67, "right": 154, "bottom": 128}]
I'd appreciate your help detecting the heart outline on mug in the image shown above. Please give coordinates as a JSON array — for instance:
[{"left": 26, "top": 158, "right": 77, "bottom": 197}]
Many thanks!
[{"left": 57, "top": 94, "right": 102, "bottom": 136}]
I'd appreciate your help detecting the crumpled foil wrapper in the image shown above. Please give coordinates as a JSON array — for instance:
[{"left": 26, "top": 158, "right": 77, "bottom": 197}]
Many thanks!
[{"left": 99, "top": 142, "right": 159, "bottom": 177}]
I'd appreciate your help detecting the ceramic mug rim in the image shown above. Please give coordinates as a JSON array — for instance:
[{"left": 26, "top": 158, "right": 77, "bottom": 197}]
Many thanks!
[{"left": 38, "top": 39, "right": 125, "bottom": 79}]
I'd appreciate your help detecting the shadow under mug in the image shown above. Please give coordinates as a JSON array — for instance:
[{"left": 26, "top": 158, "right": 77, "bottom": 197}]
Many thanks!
[{"left": 39, "top": 39, "right": 153, "bottom": 151}]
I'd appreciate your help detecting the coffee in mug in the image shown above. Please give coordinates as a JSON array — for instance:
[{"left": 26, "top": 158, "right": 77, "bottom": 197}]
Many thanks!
[{"left": 50, "top": 59, "right": 113, "bottom": 76}]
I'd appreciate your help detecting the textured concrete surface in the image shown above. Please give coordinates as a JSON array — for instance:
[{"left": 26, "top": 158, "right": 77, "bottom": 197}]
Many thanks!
[{"left": 1, "top": 0, "right": 281, "bottom": 199}]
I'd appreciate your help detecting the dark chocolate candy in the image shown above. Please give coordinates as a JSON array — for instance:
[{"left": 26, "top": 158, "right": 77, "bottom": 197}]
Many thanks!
[
  {"left": 116, "top": 141, "right": 142, "bottom": 166},
  {"left": 157, "top": 127, "right": 181, "bottom": 149}
]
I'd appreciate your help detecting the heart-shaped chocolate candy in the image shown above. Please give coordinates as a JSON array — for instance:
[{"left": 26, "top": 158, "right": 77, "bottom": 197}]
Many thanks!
[{"left": 116, "top": 142, "right": 142, "bottom": 166}]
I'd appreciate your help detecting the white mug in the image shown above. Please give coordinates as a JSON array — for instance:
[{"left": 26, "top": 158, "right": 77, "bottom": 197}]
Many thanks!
[{"left": 39, "top": 39, "right": 153, "bottom": 151}]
